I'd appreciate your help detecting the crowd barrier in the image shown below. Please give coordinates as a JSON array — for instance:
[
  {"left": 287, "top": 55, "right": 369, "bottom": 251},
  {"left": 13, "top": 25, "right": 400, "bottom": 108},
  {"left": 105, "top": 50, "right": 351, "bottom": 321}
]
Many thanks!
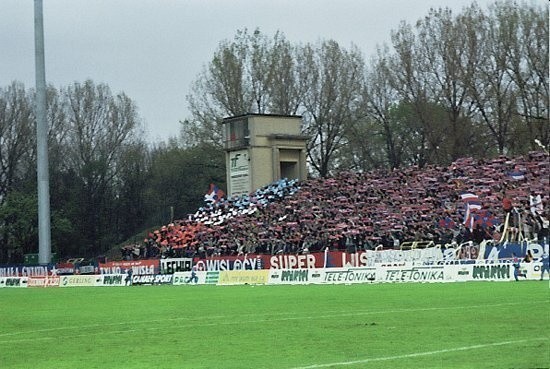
[
  {"left": 1, "top": 241, "right": 547, "bottom": 278},
  {"left": 1, "top": 242, "right": 547, "bottom": 288},
  {"left": 2, "top": 261, "right": 544, "bottom": 288}
]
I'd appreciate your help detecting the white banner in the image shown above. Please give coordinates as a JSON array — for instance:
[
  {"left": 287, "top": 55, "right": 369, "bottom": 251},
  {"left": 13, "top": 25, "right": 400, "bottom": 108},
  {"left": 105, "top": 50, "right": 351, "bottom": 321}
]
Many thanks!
[
  {"left": 444, "top": 264, "right": 474, "bottom": 282},
  {"left": 96, "top": 274, "right": 127, "bottom": 287},
  {"left": 172, "top": 271, "right": 211, "bottom": 286},
  {"left": 321, "top": 268, "right": 377, "bottom": 284},
  {"left": 27, "top": 276, "right": 60, "bottom": 287},
  {"left": 0, "top": 277, "right": 28, "bottom": 288},
  {"left": 60, "top": 275, "right": 98, "bottom": 287},
  {"left": 160, "top": 258, "right": 193, "bottom": 274},
  {"left": 364, "top": 248, "right": 453, "bottom": 266},
  {"left": 268, "top": 268, "right": 377, "bottom": 285},
  {"left": 229, "top": 150, "right": 250, "bottom": 197},
  {"left": 268, "top": 269, "right": 322, "bottom": 285},
  {"left": 376, "top": 265, "right": 446, "bottom": 283}
]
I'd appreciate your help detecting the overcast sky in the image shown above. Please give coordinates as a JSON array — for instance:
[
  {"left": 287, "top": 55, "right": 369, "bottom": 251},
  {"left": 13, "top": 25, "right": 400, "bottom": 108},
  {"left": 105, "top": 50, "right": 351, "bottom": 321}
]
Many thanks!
[{"left": 1, "top": 0, "right": 539, "bottom": 142}]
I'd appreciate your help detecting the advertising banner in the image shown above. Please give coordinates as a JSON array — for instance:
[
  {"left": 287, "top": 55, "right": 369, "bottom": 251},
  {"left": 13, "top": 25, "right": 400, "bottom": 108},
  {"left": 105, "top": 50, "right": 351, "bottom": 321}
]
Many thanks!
[
  {"left": 60, "top": 275, "right": 98, "bottom": 287},
  {"left": 321, "top": 267, "right": 377, "bottom": 284},
  {"left": 131, "top": 274, "right": 173, "bottom": 285},
  {"left": 27, "top": 276, "right": 60, "bottom": 288},
  {"left": 97, "top": 274, "right": 127, "bottom": 287},
  {"left": 160, "top": 258, "right": 193, "bottom": 274},
  {"left": 172, "top": 271, "right": 220, "bottom": 285},
  {"left": 445, "top": 264, "right": 474, "bottom": 282},
  {"left": 98, "top": 259, "right": 159, "bottom": 275},
  {"left": 218, "top": 270, "right": 269, "bottom": 285},
  {"left": 377, "top": 265, "right": 446, "bottom": 283},
  {"left": 463, "top": 261, "right": 542, "bottom": 281},
  {"left": 0, "top": 277, "right": 28, "bottom": 288},
  {"left": 269, "top": 269, "right": 319, "bottom": 285},
  {"left": 471, "top": 263, "right": 511, "bottom": 281}
]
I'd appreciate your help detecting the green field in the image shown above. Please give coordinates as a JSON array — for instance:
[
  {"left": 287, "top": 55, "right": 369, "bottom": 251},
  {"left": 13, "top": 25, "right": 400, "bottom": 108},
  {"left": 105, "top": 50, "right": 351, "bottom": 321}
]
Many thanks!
[{"left": 0, "top": 282, "right": 548, "bottom": 369}]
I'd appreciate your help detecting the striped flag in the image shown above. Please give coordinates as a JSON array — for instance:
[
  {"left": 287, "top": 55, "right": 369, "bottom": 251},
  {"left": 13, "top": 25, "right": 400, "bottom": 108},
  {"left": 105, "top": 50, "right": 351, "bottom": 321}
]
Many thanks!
[
  {"left": 460, "top": 192, "right": 482, "bottom": 229},
  {"left": 460, "top": 192, "right": 482, "bottom": 210}
]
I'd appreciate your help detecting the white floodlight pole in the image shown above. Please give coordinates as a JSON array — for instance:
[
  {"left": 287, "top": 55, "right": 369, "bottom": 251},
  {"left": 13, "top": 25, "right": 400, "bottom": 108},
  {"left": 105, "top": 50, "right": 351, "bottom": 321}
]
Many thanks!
[{"left": 34, "top": 0, "right": 52, "bottom": 265}]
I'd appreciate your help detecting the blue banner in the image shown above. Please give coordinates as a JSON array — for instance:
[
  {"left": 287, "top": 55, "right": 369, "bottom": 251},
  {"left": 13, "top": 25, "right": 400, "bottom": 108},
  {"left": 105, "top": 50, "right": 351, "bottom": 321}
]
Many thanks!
[
  {"left": 482, "top": 242, "right": 548, "bottom": 260},
  {"left": 0, "top": 264, "right": 55, "bottom": 277}
]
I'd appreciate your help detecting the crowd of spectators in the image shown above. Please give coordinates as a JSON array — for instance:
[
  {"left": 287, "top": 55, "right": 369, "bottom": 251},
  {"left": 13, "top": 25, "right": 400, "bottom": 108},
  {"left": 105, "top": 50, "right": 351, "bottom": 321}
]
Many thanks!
[{"left": 134, "top": 152, "right": 548, "bottom": 260}]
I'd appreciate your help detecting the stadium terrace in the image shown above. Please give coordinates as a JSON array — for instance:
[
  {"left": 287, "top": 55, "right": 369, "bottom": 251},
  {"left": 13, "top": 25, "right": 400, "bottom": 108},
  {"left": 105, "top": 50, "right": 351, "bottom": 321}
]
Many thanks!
[{"left": 135, "top": 151, "right": 548, "bottom": 259}]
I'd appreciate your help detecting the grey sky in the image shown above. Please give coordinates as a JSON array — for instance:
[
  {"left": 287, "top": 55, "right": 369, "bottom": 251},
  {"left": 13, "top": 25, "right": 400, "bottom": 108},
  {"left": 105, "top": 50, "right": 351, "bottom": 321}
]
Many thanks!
[{"left": 0, "top": 0, "right": 533, "bottom": 142}]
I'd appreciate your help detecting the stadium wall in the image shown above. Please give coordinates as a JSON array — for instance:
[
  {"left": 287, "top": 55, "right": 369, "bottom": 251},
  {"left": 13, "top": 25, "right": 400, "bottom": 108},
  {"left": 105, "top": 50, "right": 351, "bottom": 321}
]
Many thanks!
[
  {"left": 0, "top": 242, "right": 547, "bottom": 288},
  {"left": 1, "top": 262, "right": 544, "bottom": 288}
]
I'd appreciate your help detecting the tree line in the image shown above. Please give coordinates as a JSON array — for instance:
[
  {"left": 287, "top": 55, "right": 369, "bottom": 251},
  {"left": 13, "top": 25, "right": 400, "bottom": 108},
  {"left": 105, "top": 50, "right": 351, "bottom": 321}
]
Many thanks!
[
  {"left": 0, "top": 0, "right": 548, "bottom": 263},
  {"left": 184, "top": 0, "right": 548, "bottom": 174},
  {"left": 0, "top": 81, "right": 224, "bottom": 263}
]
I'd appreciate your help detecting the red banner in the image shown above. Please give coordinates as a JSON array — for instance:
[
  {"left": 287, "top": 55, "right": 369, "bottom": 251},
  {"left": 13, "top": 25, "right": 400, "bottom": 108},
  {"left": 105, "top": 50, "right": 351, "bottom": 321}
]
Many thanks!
[
  {"left": 192, "top": 251, "right": 367, "bottom": 270},
  {"left": 97, "top": 251, "right": 370, "bottom": 273},
  {"left": 193, "top": 255, "right": 266, "bottom": 271},
  {"left": 267, "top": 251, "right": 354, "bottom": 269},
  {"left": 99, "top": 260, "right": 159, "bottom": 275}
]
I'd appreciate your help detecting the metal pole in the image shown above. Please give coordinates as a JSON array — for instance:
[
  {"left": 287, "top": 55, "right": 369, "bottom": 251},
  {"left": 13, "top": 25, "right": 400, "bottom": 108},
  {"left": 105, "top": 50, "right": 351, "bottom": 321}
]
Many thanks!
[{"left": 34, "top": 0, "right": 52, "bottom": 265}]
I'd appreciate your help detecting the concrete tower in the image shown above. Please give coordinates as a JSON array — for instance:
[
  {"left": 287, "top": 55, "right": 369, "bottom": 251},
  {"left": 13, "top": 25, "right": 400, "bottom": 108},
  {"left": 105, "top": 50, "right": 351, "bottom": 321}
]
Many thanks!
[{"left": 223, "top": 114, "right": 308, "bottom": 198}]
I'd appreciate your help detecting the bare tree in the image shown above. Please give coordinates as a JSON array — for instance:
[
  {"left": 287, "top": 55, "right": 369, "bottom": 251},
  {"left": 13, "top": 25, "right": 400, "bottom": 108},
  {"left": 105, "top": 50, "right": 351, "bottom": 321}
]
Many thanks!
[
  {"left": 502, "top": 2, "right": 549, "bottom": 150},
  {"left": 184, "top": 29, "right": 367, "bottom": 177},
  {"left": 415, "top": 7, "right": 479, "bottom": 161},
  {"left": 184, "top": 29, "right": 256, "bottom": 148},
  {"left": 301, "top": 41, "right": 366, "bottom": 176},
  {"left": 0, "top": 82, "right": 34, "bottom": 203},
  {"left": 462, "top": 3, "right": 517, "bottom": 154},
  {"left": 362, "top": 48, "right": 406, "bottom": 169},
  {"left": 64, "top": 80, "right": 140, "bottom": 252},
  {"left": 389, "top": 21, "right": 434, "bottom": 166},
  {"left": 184, "top": 29, "right": 308, "bottom": 147},
  {"left": 267, "top": 34, "right": 308, "bottom": 115}
]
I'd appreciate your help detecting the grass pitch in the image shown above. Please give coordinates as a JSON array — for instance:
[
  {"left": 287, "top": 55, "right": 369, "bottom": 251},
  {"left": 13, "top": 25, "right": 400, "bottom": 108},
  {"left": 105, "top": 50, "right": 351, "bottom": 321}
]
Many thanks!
[{"left": 0, "top": 282, "right": 548, "bottom": 369}]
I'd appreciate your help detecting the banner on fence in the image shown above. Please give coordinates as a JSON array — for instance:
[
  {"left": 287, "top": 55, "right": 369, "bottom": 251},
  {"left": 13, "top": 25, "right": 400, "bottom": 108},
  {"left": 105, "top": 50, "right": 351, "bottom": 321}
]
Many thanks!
[
  {"left": 60, "top": 275, "right": 98, "bottom": 287},
  {"left": 55, "top": 262, "right": 76, "bottom": 275},
  {"left": 173, "top": 271, "right": 220, "bottom": 285},
  {"left": 0, "top": 277, "right": 28, "bottom": 288},
  {"left": 218, "top": 270, "right": 269, "bottom": 285},
  {"left": 99, "top": 260, "right": 159, "bottom": 275},
  {"left": 193, "top": 255, "right": 265, "bottom": 271},
  {"left": 97, "top": 274, "right": 126, "bottom": 287},
  {"left": 0, "top": 264, "right": 55, "bottom": 277},
  {"left": 377, "top": 265, "right": 446, "bottom": 283},
  {"left": 323, "top": 267, "right": 377, "bottom": 284},
  {"left": 28, "top": 276, "right": 60, "bottom": 287},
  {"left": 482, "top": 243, "right": 548, "bottom": 261},
  {"left": 160, "top": 258, "right": 193, "bottom": 274},
  {"left": 131, "top": 274, "right": 173, "bottom": 285},
  {"left": 269, "top": 269, "right": 319, "bottom": 285}
]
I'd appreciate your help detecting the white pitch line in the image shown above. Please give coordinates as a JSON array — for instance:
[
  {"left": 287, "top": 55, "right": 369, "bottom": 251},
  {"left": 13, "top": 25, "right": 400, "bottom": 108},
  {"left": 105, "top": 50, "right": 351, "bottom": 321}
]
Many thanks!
[
  {"left": 0, "top": 300, "right": 546, "bottom": 341},
  {"left": 290, "top": 338, "right": 549, "bottom": 369}
]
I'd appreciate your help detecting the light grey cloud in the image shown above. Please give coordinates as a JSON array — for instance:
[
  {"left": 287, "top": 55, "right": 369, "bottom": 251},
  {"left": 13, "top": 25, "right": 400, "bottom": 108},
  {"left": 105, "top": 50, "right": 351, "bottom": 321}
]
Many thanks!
[{"left": 0, "top": 0, "right": 528, "bottom": 142}]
